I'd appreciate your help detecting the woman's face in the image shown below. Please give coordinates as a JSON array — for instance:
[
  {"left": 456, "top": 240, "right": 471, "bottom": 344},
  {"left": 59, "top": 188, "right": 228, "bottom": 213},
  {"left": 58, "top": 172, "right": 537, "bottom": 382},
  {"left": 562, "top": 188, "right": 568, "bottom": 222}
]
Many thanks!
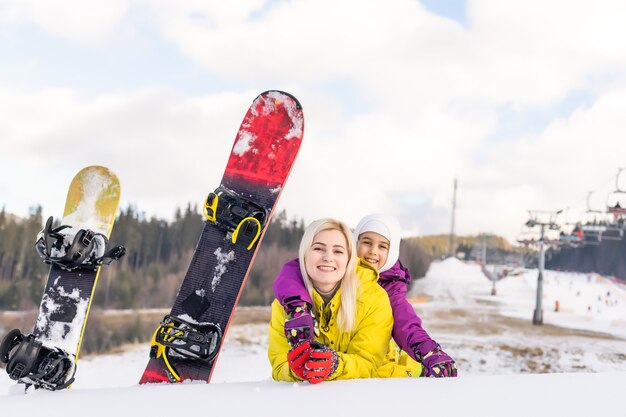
[
  {"left": 357, "top": 231, "right": 390, "bottom": 271},
  {"left": 304, "top": 229, "right": 349, "bottom": 293}
]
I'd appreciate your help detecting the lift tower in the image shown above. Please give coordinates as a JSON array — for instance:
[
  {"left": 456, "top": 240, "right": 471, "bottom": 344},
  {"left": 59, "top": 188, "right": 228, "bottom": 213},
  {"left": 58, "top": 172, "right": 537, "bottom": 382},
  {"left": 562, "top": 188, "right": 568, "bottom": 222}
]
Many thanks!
[{"left": 524, "top": 210, "right": 561, "bottom": 325}]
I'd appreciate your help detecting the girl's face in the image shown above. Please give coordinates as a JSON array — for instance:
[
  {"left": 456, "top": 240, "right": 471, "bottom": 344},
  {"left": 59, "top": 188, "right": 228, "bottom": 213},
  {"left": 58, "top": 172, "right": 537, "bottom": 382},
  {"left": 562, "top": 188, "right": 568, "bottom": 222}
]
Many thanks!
[
  {"left": 304, "top": 229, "right": 349, "bottom": 293},
  {"left": 357, "top": 231, "right": 390, "bottom": 271}
]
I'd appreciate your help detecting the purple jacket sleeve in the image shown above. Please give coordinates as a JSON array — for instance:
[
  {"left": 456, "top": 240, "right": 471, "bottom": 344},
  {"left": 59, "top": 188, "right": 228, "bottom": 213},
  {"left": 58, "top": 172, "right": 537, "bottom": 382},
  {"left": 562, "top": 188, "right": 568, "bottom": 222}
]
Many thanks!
[
  {"left": 272, "top": 258, "right": 314, "bottom": 306},
  {"left": 378, "top": 262, "right": 432, "bottom": 361}
]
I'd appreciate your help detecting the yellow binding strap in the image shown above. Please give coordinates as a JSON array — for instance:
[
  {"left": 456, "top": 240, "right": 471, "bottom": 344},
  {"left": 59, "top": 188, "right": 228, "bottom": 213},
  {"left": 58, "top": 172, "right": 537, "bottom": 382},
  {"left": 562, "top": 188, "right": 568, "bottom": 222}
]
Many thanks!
[
  {"left": 203, "top": 193, "right": 218, "bottom": 223},
  {"left": 150, "top": 324, "right": 182, "bottom": 382},
  {"left": 232, "top": 217, "right": 262, "bottom": 250}
]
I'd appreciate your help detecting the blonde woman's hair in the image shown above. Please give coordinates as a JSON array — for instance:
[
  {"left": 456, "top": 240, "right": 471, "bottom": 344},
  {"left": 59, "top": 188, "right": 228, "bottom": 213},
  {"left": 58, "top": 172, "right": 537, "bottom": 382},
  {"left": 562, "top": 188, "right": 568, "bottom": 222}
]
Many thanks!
[{"left": 298, "top": 218, "right": 359, "bottom": 333}]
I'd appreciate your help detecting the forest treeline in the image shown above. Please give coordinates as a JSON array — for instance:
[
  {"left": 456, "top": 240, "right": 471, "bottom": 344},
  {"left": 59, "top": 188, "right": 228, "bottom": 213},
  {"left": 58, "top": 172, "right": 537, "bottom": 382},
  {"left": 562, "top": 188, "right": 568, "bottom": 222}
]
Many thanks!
[
  {"left": 408, "top": 234, "right": 513, "bottom": 260},
  {"left": 0, "top": 206, "right": 432, "bottom": 311}
]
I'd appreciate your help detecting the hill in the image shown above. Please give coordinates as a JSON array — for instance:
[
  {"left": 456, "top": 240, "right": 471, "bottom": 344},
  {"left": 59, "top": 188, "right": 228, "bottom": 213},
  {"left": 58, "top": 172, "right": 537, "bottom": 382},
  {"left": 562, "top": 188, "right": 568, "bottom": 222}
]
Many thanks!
[{"left": 407, "top": 233, "right": 513, "bottom": 259}]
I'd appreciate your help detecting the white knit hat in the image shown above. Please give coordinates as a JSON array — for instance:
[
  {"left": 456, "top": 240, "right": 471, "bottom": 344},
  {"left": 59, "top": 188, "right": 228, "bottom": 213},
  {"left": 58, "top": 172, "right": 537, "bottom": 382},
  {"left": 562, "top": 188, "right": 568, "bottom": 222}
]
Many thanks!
[{"left": 353, "top": 214, "right": 401, "bottom": 273}]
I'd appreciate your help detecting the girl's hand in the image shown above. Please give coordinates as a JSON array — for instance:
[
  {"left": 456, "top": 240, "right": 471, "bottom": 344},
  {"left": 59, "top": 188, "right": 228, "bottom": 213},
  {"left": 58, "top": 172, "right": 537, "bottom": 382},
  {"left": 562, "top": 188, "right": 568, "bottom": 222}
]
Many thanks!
[{"left": 416, "top": 339, "right": 458, "bottom": 377}]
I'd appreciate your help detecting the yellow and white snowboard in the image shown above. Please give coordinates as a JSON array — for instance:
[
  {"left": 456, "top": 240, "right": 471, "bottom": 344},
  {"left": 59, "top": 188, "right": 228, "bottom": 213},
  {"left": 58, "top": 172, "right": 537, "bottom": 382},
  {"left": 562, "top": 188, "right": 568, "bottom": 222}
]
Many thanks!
[
  {"left": 1, "top": 166, "right": 122, "bottom": 391},
  {"left": 35, "top": 166, "right": 121, "bottom": 356}
]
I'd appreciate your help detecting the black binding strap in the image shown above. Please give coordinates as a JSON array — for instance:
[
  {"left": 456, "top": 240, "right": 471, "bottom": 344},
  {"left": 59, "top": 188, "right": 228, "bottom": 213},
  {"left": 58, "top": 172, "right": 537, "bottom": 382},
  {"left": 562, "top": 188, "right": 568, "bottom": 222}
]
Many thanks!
[
  {"left": 1, "top": 330, "right": 76, "bottom": 391},
  {"left": 154, "top": 315, "right": 222, "bottom": 362},
  {"left": 204, "top": 186, "right": 269, "bottom": 232},
  {"left": 35, "top": 216, "right": 125, "bottom": 271}
]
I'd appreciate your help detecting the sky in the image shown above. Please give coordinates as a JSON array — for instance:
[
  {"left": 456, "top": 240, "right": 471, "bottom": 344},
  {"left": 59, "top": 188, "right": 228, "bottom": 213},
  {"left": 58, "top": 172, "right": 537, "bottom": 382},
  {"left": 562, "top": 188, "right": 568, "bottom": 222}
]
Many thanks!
[{"left": 2, "top": 0, "right": 626, "bottom": 243}]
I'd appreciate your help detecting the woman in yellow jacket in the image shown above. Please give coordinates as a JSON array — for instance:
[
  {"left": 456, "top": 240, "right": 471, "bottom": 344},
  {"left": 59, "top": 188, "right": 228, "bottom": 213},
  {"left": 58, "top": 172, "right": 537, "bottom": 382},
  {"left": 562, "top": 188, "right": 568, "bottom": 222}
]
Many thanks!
[{"left": 268, "top": 218, "right": 422, "bottom": 383}]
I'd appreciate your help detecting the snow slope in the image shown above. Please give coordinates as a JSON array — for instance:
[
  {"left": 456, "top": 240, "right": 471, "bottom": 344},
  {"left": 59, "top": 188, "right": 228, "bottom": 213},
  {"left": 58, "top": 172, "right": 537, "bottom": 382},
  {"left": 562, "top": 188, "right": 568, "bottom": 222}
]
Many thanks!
[
  {"left": 1, "top": 258, "right": 625, "bottom": 416},
  {"left": 418, "top": 257, "right": 626, "bottom": 338}
]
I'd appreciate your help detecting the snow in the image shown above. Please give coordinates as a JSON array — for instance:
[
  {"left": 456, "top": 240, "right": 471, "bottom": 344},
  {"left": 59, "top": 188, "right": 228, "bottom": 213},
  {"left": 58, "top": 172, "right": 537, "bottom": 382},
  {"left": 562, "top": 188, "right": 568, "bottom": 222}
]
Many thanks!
[
  {"left": 35, "top": 287, "right": 89, "bottom": 355},
  {"left": 2, "top": 373, "right": 623, "bottom": 417},
  {"left": 421, "top": 257, "right": 626, "bottom": 336},
  {"left": 211, "top": 248, "right": 235, "bottom": 292},
  {"left": 413, "top": 259, "right": 626, "bottom": 375},
  {"left": 232, "top": 131, "right": 256, "bottom": 156},
  {"left": 1, "top": 258, "right": 625, "bottom": 415},
  {"left": 267, "top": 91, "right": 303, "bottom": 140}
]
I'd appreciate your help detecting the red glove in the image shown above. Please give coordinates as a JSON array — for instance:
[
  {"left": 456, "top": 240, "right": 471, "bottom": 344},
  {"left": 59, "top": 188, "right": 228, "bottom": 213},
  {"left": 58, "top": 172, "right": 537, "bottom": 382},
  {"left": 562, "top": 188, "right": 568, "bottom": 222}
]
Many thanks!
[
  {"left": 287, "top": 341, "right": 312, "bottom": 380},
  {"left": 305, "top": 342, "right": 339, "bottom": 384}
]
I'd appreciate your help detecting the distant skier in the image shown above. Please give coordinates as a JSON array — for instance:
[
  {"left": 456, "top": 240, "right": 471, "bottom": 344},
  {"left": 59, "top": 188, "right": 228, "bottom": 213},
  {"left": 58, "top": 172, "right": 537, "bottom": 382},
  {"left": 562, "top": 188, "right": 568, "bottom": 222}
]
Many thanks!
[{"left": 269, "top": 214, "right": 456, "bottom": 383}]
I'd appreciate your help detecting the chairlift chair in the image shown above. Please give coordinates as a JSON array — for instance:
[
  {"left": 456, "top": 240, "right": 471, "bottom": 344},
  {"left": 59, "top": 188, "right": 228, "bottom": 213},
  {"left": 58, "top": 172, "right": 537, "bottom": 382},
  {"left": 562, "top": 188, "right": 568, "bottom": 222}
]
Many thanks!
[
  {"left": 516, "top": 224, "right": 538, "bottom": 247},
  {"left": 543, "top": 229, "right": 562, "bottom": 247},
  {"left": 602, "top": 222, "right": 623, "bottom": 241},
  {"left": 607, "top": 168, "right": 626, "bottom": 216},
  {"left": 582, "top": 231, "right": 602, "bottom": 245},
  {"left": 581, "top": 191, "right": 609, "bottom": 244},
  {"left": 516, "top": 235, "right": 537, "bottom": 247},
  {"left": 559, "top": 222, "right": 583, "bottom": 247}
]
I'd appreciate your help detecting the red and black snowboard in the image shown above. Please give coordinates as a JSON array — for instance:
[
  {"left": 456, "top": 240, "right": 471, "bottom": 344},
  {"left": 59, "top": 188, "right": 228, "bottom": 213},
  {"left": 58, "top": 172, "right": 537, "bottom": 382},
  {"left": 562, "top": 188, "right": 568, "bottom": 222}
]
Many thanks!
[{"left": 139, "top": 90, "right": 304, "bottom": 384}]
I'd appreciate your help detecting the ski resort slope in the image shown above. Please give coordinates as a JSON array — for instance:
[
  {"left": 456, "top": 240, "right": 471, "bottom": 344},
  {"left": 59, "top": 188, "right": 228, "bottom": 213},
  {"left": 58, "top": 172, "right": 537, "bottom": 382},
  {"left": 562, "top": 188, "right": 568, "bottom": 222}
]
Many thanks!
[
  {"left": 2, "top": 258, "right": 625, "bottom": 415},
  {"left": 419, "top": 257, "right": 626, "bottom": 338}
]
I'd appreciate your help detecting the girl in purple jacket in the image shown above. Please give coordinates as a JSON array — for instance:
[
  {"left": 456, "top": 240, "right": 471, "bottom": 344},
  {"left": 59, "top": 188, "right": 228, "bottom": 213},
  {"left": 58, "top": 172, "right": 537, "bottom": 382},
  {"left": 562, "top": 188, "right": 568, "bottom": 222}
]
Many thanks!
[{"left": 273, "top": 213, "right": 457, "bottom": 377}]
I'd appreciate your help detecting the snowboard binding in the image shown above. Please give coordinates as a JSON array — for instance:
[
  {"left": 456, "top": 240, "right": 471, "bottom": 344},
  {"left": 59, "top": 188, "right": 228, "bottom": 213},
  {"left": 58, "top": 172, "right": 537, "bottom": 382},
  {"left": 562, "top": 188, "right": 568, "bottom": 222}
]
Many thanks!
[
  {"left": 0, "top": 329, "right": 76, "bottom": 391},
  {"left": 203, "top": 186, "right": 268, "bottom": 250},
  {"left": 149, "top": 315, "right": 222, "bottom": 382},
  {"left": 35, "top": 216, "right": 126, "bottom": 271}
]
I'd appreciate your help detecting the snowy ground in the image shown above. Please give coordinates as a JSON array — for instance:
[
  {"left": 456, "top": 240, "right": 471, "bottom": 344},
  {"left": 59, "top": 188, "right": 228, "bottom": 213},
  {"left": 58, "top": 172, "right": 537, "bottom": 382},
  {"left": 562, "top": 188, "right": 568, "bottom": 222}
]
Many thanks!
[
  {"left": 412, "top": 259, "right": 626, "bottom": 374},
  {"left": 1, "top": 258, "right": 625, "bottom": 415}
]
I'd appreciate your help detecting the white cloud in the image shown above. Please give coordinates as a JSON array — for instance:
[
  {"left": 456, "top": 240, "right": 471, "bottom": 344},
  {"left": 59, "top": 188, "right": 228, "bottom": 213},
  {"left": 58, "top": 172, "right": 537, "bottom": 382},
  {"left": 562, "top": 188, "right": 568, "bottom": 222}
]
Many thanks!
[
  {"left": 0, "top": 0, "right": 130, "bottom": 44},
  {"left": 461, "top": 86, "right": 626, "bottom": 239},
  {"left": 143, "top": 0, "right": 626, "bottom": 109},
  {"left": 469, "top": 0, "right": 626, "bottom": 104},
  {"left": 2, "top": 0, "right": 626, "bottom": 245},
  {"left": 0, "top": 86, "right": 259, "bottom": 219}
]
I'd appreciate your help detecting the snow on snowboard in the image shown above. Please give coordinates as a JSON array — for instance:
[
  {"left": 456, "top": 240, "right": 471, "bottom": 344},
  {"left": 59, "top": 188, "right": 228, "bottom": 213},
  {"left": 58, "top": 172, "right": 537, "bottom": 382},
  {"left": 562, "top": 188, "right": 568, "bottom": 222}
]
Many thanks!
[
  {"left": 0, "top": 166, "right": 124, "bottom": 391},
  {"left": 139, "top": 90, "right": 304, "bottom": 384}
]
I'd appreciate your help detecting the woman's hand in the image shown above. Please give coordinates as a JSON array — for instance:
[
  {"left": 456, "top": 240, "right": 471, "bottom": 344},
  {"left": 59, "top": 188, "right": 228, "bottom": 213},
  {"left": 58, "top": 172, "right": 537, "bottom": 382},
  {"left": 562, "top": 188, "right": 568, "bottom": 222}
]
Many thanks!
[
  {"left": 287, "top": 342, "right": 313, "bottom": 380},
  {"left": 305, "top": 342, "right": 339, "bottom": 384},
  {"left": 287, "top": 341, "right": 339, "bottom": 383}
]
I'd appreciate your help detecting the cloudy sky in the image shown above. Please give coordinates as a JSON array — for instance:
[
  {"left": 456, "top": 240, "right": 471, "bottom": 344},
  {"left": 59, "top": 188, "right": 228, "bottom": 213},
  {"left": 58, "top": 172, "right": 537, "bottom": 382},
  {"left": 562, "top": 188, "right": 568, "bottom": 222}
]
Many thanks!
[{"left": 1, "top": 0, "right": 626, "bottom": 243}]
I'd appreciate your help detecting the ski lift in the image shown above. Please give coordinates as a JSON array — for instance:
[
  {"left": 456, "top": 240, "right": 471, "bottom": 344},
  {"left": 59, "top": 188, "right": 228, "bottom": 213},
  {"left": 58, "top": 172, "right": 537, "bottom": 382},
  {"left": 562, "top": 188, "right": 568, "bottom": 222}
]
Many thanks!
[
  {"left": 556, "top": 208, "right": 583, "bottom": 247},
  {"left": 606, "top": 168, "right": 626, "bottom": 216},
  {"left": 516, "top": 224, "right": 539, "bottom": 246},
  {"left": 543, "top": 229, "right": 563, "bottom": 247},
  {"left": 602, "top": 223, "right": 623, "bottom": 241},
  {"left": 581, "top": 192, "right": 606, "bottom": 244},
  {"left": 602, "top": 211, "right": 623, "bottom": 242},
  {"left": 525, "top": 210, "right": 561, "bottom": 229},
  {"left": 602, "top": 168, "right": 626, "bottom": 242},
  {"left": 559, "top": 222, "right": 583, "bottom": 247},
  {"left": 520, "top": 210, "right": 561, "bottom": 247}
]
